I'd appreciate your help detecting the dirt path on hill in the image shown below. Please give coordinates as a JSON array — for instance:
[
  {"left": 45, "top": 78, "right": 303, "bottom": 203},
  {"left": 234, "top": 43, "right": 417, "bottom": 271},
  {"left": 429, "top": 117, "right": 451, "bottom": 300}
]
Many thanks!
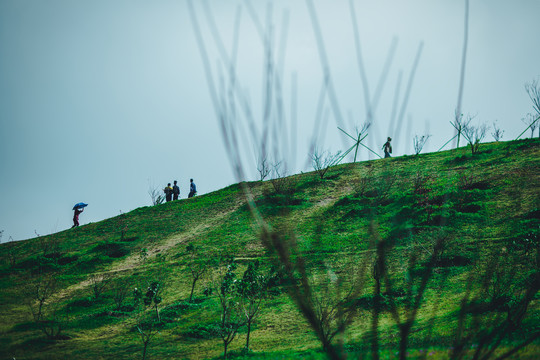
[
  {"left": 55, "top": 188, "right": 262, "bottom": 299},
  {"left": 55, "top": 180, "right": 350, "bottom": 300}
]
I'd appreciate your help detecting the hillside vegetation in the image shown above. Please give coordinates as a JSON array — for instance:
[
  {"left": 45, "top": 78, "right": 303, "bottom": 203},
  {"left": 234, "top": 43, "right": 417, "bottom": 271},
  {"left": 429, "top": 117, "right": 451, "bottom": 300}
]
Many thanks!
[{"left": 0, "top": 139, "right": 539, "bottom": 360}]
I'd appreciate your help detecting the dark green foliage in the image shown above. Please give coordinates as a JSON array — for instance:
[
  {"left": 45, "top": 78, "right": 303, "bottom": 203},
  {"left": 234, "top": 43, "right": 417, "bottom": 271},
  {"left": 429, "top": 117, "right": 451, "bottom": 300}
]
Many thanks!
[
  {"left": 256, "top": 193, "right": 306, "bottom": 217},
  {"left": 236, "top": 260, "right": 275, "bottom": 350},
  {"left": 160, "top": 300, "right": 204, "bottom": 323},
  {"left": 68, "top": 298, "right": 94, "bottom": 308},
  {"left": 507, "top": 209, "right": 539, "bottom": 253},
  {"left": 57, "top": 255, "right": 78, "bottom": 266},
  {"left": 433, "top": 253, "right": 472, "bottom": 267},
  {"left": 185, "top": 243, "right": 212, "bottom": 302},
  {"left": 14, "top": 256, "right": 59, "bottom": 274},
  {"left": 91, "top": 241, "right": 130, "bottom": 258},
  {"left": 183, "top": 323, "right": 222, "bottom": 339},
  {"left": 132, "top": 280, "right": 163, "bottom": 360},
  {"left": 134, "top": 281, "right": 163, "bottom": 322},
  {"left": 355, "top": 290, "right": 409, "bottom": 312}
]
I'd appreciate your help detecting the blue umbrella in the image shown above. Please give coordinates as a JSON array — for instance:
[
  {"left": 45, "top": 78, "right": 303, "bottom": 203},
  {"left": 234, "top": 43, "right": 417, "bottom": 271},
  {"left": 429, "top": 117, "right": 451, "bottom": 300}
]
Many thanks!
[{"left": 73, "top": 202, "right": 88, "bottom": 210}]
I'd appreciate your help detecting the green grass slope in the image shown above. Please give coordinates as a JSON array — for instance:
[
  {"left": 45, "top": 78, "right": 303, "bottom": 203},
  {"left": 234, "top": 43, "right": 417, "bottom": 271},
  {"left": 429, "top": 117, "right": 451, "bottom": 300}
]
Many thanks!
[{"left": 0, "top": 139, "right": 539, "bottom": 359}]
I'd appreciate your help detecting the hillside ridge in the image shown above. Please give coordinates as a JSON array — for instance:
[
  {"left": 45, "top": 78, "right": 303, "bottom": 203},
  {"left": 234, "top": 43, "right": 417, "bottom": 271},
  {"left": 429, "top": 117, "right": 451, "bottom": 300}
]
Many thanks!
[{"left": 0, "top": 138, "right": 539, "bottom": 359}]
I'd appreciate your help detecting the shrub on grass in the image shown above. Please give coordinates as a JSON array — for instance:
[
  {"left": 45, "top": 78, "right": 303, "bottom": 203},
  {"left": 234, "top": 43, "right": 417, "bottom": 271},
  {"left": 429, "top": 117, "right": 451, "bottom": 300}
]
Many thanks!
[
  {"left": 110, "top": 275, "right": 132, "bottom": 311},
  {"left": 159, "top": 300, "right": 203, "bottom": 323},
  {"left": 185, "top": 243, "right": 211, "bottom": 303},
  {"left": 68, "top": 298, "right": 94, "bottom": 308},
  {"left": 236, "top": 260, "right": 275, "bottom": 350},
  {"left": 183, "top": 323, "right": 222, "bottom": 339},
  {"left": 89, "top": 273, "right": 112, "bottom": 301},
  {"left": 57, "top": 255, "right": 78, "bottom": 266},
  {"left": 269, "top": 162, "right": 295, "bottom": 195},
  {"left": 23, "top": 273, "right": 69, "bottom": 340},
  {"left": 133, "top": 283, "right": 162, "bottom": 360},
  {"left": 92, "top": 241, "right": 129, "bottom": 259},
  {"left": 210, "top": 259, "right": 245, "bottom": 358},
  {"left": 462, "top": 123, "right": 488, "bottom": 154},
  {"left": 310, "top": 148, "right": 342, "bottom": 179},
  {"left": 15, "top": 256, "right": 59, "bottom": 274}
]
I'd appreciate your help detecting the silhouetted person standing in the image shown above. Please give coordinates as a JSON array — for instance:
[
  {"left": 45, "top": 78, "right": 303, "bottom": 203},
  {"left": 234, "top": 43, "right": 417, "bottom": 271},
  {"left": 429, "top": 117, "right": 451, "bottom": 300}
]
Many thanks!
[
  {"left": 188, "top": 179, "right": 197, "bottom": 198},
  {"left": 173, "top": 180, "right": 180, "bottom": 200},
  {"left": 164, "top": 183, "right": 173, "bottom": 202},
  {"left": 383, "top": 137, "right": 392, "bottom": 158},
  {"left": 72, "top": 208, "right": 83, "bottom": 228}
]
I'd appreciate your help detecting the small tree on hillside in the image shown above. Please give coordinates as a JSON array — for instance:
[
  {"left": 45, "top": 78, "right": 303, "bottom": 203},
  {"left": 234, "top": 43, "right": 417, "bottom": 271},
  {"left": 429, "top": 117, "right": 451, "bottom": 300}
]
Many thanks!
[
  {"left": 143, "top": 281, "right": 163, "bottom": 322},
  {"left": 521, "top": 113, "right": 539, "bottom": 138},
  {"left": 519, "top": 78, "right": 540, "bottom": 139},
  {"left": 111, "top": 275, "right": 132, "bottom": 311},
  {"left": 89, "top": 273, "right": 112, "bottom": 301},
  {"left": 525, "top": 78, "right": 540, "bottom": 115},
  {"left": 212, "top": 259, "right": 245, "bottom": 358},
  {"left": 236, "top": 260, "right": 273, "bottom": 350},
  {"left": 24, "top": 273, "right": 68, "bottom": 339},
  {"left": 269, "top": 161, "right": 294, "bottom": 195},
  {"left": 185, "top": 243, "right": 210, "bottom": 302},
  {"left": 491, "top": 121, "right": 504, "bottom": 141},
  {"left": 148, "top": 183, "right": 164, "bottom": 206},
  {"left": 310, "top": 148, "right": 342, "bottom": 179},
  {"left": 451, "top": 111, "right": 473, "bottom": 148},
  {"left": 25, "top": 274, "right": 57, "bottom": 322},
  {"left": 256, "top": 155, "right": 271, "bottom": 181},
  {"left": 412, "top": 134, "right": 431, "bottom": 155},
  {"left": 133, "top": 286, "right": 160, "bottom": 360},
  {"left": 462, "top": 123, "right": 487, "bottom": 154}
]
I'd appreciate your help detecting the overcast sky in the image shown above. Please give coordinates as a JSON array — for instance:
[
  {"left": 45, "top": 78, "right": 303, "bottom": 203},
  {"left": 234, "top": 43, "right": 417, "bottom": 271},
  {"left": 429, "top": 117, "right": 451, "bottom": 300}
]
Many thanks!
[{"left": 1, "top": 0, "right": 539, "bottom": 242}]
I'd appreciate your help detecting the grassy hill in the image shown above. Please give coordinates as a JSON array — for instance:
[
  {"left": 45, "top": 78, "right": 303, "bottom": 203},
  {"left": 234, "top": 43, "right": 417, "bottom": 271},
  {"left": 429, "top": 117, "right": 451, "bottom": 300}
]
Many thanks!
[{"left": 0, "top": 139, "right": 539, "bottom": 360}]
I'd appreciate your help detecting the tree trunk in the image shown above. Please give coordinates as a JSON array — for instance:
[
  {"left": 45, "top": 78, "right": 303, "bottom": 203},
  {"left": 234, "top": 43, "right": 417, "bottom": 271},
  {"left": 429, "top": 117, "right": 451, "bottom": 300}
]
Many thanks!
[
  {"left": 398, "top": 325, "right": 411, "bottom": 360},
  {"left": 189, "top": 278, "right": 198, "bottom": 303},
  {"left": 142, "top": 340, "right": 148, "bottom": 360},
  {"left": 371, "top": 280, "right": 381, "bottom": 360},
  {"left": 223, "top": 340, "right": 228, "bottom": 359},
  {"left": 246, "top": 319, "right": 252, "bottom": 349}
]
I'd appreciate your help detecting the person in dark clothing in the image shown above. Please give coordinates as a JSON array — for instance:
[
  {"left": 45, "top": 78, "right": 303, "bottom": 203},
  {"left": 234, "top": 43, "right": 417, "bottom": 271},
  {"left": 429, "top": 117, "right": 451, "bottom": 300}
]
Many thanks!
[
  {"left": 173, "top": 180, "right": 180, "bottom": 200},
  {"left": 72, "top": 208, "right": 83, "bottom": 228},
  {"left": 164, "top": 183, "right": 173, "bottom": 202},
  {"left": 188, "top": 179, "right": 197, "bottom": 198},
  {"left": 382, "top": 137, "right": 392, "bottom": 158}
]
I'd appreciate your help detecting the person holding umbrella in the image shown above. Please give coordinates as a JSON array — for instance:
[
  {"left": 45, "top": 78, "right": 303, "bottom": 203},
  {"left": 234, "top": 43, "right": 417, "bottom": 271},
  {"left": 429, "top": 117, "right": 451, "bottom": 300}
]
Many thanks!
[{"left": 72, "top": 203, "right": 87, "bottom": 228}]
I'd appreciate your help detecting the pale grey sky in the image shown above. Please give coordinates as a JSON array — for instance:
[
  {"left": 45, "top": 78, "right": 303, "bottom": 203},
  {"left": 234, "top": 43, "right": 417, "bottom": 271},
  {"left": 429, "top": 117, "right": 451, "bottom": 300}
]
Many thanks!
[{"left": 1, "top": 0, "right": 539, "bottom": 241}]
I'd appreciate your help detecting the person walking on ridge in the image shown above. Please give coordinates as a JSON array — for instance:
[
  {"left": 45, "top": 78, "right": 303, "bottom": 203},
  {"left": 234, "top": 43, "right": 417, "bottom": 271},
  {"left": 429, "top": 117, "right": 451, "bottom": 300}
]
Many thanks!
[
  {"left": 382, "top": 137, "right": 392, "bottom": 158},
  {"left": 164, "top": 183, "right": 173, "bottom": 202},
  {"left": 173, "top": 180, "right": 180, "bottom": 200},
  {"left": 72, "top": 208, "right": 84, "bottom": 228},
  {"left": 188, "top": 179, "right": 197, "bottom": 198}
]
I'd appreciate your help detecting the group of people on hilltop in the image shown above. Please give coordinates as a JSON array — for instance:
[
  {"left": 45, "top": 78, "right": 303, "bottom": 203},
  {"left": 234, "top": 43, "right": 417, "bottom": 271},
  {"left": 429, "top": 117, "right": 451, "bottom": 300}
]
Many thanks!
[{"left": 163, "top": 179, "right": 197, "bottom": 202}]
